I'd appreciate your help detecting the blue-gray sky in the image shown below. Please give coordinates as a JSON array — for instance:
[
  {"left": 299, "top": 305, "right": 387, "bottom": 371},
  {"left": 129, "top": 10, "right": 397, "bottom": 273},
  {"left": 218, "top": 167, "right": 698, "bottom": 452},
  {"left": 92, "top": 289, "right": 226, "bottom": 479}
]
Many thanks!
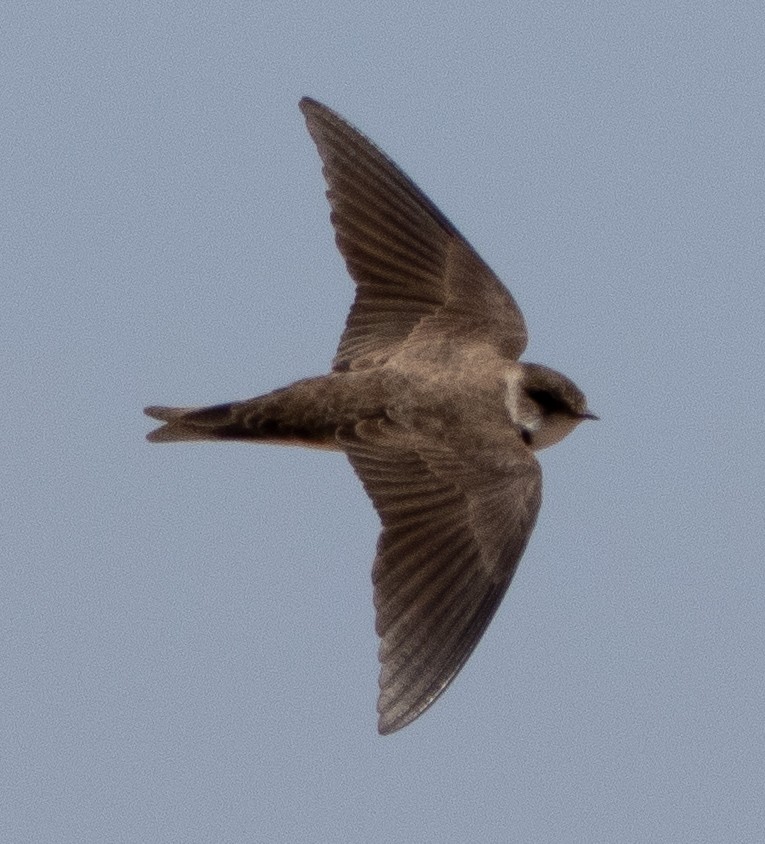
[{"left": 4, "top": 3, "right": 764, "bottom": 842}]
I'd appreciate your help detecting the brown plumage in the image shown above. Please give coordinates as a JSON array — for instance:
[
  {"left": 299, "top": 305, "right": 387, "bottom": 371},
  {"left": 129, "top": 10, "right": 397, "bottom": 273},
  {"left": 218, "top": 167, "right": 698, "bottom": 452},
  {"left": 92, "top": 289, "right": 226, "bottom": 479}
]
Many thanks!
[{"left": 145, "top": 98, "right": 595, "bottom": 734}]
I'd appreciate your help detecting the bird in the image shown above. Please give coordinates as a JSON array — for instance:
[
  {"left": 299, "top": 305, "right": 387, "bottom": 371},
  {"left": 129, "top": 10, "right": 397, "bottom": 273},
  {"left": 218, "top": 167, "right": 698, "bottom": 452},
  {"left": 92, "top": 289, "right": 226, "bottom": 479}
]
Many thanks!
[{"left": 145, "top": 97, "right": 597, "bottom": 734}]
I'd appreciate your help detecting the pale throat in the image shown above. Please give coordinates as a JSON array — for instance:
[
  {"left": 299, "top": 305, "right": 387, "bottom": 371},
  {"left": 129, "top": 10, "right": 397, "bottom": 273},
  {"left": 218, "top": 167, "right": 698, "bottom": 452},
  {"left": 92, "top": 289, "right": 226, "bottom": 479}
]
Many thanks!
[{"left": 503, "top": 367, "right": 538, "bottom": 431}]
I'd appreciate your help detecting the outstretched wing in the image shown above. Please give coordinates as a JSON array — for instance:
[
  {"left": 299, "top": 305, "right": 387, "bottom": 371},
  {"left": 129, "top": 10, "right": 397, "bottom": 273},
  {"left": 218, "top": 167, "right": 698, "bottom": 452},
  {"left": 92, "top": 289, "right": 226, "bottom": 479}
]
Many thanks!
[
  {"left": 300, "top": 98, "right": 528, "bottom": 371},
  {"left": 339, "top": 419, "right": 541, "bottom": 734}
]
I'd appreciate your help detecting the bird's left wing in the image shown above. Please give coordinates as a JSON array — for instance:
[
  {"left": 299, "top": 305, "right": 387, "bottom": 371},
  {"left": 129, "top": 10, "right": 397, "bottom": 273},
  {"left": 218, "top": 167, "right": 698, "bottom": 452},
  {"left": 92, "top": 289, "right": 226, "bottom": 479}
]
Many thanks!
[{"left": 339, "top": 419, "right": 541, "bottom": 734}]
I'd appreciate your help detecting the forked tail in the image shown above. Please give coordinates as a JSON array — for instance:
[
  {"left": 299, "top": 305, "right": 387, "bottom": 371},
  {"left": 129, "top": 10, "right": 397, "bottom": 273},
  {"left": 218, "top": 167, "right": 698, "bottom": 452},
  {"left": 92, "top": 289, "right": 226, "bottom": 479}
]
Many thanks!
[
  {"left": 143, "top": 403, "right": 244, "bottom": 443},
  {"left": 144, "top": 383, "right": 343, "bottom": 450}
]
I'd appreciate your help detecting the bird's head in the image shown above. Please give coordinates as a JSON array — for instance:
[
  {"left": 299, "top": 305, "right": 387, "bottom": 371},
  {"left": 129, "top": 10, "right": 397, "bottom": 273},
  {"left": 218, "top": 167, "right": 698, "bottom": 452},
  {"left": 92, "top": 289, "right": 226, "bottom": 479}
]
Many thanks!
[{"left": 506, "top": 363, "right": 597, "bottom": 450}]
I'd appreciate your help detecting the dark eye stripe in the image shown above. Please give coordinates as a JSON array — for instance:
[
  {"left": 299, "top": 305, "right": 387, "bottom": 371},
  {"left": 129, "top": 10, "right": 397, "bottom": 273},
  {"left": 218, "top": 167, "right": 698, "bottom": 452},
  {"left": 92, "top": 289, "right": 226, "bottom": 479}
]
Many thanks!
[{"left": 527, "top": 388, "right": 570, "bottom": 415}]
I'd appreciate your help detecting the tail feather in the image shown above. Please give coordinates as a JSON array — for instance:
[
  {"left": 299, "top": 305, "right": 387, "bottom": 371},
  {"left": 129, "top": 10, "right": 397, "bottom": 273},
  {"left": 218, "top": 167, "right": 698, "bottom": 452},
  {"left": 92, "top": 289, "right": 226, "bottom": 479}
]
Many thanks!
[
  {"left": 144, "top": 405, "right": 198, "bottom": 423},
  {"left": 144, "top": 400, "right": 283, "bottom": 444},
  {"left": 144, "top": 404, "right": 225, "bottom": 443},
  {"left": 144, "top": 379, "right": 344, "bottom": 450}
]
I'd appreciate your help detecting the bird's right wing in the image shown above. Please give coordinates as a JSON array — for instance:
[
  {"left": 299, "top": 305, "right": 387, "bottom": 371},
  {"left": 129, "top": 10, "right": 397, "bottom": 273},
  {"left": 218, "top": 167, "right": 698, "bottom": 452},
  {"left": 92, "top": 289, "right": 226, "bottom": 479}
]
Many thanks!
[{"left": 300, "top": 98, "right": 528, "bottom": 371}]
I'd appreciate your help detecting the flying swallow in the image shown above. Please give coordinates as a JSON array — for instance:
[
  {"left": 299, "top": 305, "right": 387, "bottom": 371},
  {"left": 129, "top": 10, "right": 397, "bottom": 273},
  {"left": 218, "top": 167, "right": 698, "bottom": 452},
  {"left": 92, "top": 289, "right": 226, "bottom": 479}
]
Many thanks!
[{"left": 145, "top": 97, "right": 596, "bottom": 734}]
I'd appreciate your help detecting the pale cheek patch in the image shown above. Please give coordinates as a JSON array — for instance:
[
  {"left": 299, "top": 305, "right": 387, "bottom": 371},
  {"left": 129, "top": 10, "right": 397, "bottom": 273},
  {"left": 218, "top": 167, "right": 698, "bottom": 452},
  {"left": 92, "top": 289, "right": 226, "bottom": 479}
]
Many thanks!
[
  {"left": 504, "top": 368, "right": 539, "bottom": 431},
  {"left": 503, "top": 369, "right": 523, "bottom": 421}
]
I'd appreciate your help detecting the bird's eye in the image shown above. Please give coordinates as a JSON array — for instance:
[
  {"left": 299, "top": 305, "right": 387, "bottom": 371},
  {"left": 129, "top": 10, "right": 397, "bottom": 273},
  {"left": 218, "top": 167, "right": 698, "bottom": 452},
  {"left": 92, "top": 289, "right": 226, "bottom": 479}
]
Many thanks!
[{"left": 527, "top": 389, "right": 567, "bottom": 415}]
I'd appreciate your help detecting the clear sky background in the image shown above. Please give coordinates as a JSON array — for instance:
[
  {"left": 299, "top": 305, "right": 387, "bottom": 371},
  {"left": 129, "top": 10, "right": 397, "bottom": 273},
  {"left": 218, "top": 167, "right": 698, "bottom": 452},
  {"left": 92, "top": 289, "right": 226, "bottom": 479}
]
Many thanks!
[{"left": 4, "top": 3, "right": 764, "bottom": 842}]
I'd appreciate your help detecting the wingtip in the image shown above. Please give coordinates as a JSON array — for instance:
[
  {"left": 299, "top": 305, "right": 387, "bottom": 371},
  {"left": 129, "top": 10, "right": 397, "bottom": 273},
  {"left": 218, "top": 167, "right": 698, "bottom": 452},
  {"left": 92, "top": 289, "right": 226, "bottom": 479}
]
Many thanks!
[
  {"left": 376, "top": 695, "right": 426, "bottom": 736},
  {"left": 377, "top": 707, "right": 424, "bottom": 736},
  {"left": 299, "top": 96, "right": 342, "bottom": 125},
  {"left": 299, "top": 96, "right": 321, "bottom": 115},
  {"left": 377, "top": 717, "right": 402, "bottom": 736}
]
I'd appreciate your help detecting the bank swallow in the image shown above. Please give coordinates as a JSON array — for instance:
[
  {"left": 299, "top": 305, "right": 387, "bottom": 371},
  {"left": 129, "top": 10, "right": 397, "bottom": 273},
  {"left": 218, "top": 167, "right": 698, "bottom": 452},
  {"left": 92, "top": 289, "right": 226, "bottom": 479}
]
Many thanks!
[{"left": 145, "top": 98, "right": 596, "bottom": 734}]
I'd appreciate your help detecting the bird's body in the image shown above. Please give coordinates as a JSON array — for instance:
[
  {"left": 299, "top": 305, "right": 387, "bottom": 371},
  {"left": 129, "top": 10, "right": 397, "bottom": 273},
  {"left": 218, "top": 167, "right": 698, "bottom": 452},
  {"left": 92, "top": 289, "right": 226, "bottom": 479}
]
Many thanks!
[
  {"left": 146, "top": 98, "right": 595, "bottom": 734},
  {"left": 148, "top": 356, "right": 543, "bottom": 452}
]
